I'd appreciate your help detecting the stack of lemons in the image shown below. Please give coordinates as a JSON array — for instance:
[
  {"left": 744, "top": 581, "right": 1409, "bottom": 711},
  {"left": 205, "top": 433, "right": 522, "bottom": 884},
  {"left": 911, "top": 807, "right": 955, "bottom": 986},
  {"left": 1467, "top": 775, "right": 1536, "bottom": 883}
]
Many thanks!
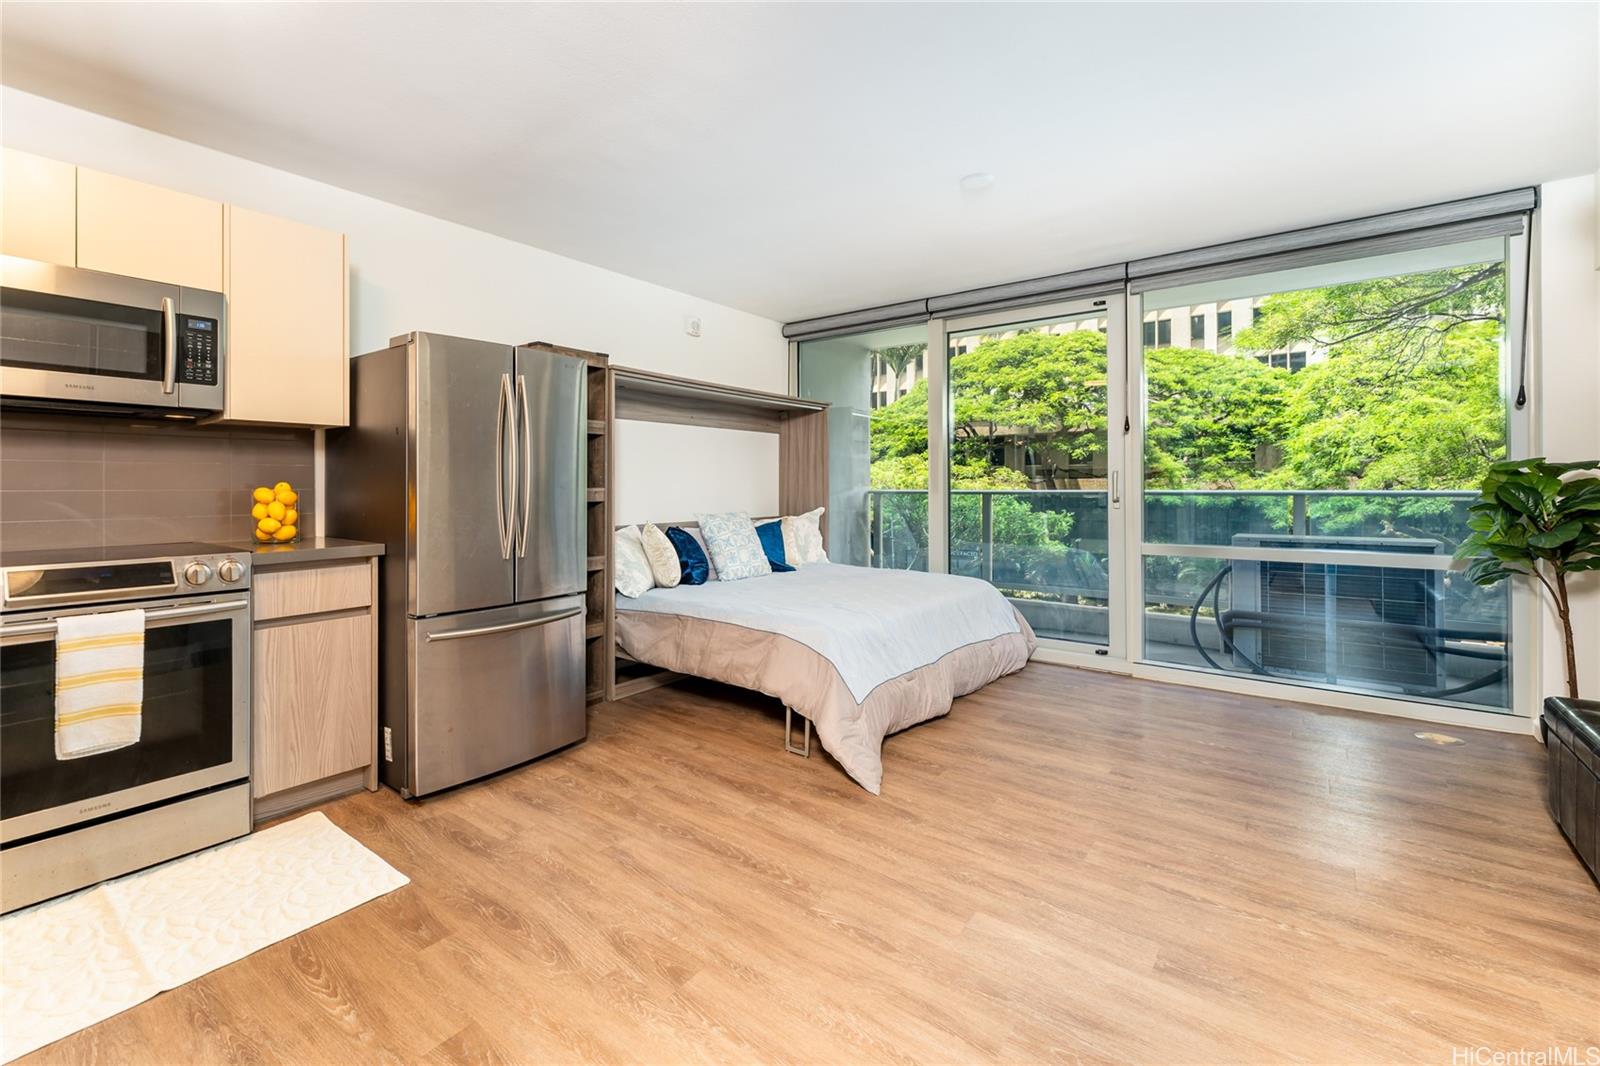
[{"left": 250, "top": 481, "right": 300, "bottom": 543}]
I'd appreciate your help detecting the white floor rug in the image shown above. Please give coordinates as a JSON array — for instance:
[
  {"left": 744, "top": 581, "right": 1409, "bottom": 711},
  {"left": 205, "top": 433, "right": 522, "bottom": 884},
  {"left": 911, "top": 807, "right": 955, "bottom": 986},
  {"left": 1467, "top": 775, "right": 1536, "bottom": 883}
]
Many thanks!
[{"left": 0, "top": 811, "right": 407, "bottom": 1062}]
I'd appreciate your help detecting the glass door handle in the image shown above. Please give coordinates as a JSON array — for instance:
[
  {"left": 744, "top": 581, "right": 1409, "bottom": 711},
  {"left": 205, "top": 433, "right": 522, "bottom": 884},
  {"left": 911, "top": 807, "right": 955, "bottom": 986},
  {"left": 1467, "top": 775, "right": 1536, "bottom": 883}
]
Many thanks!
[{"left": 1111, "top": 470, "right": 1122, "bottom": 508}]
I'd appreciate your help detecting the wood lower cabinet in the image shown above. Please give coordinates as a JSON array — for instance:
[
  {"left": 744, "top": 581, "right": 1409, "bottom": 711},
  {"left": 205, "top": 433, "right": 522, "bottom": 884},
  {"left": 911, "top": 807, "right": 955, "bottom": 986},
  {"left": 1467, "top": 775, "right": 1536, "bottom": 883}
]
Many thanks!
[
  {"left": 2, "top": 148, "right": 75, "bottom": 265},
  {"left": 76, "top": 167, "right": 223, "bottom": 290},
  {"left": 251, "top": 558, "right": 379, "bottom": 820}
]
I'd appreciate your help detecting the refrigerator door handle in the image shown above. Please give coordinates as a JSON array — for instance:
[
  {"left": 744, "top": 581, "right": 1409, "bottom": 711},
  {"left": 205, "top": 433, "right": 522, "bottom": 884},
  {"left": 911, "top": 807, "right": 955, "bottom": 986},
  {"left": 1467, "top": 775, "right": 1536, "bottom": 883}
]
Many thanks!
[
  {"left": 424, "top": 605, "right": 582, "bottom": 642},
  {"left": 516, "top": 373, "right": 532, "bottom": 558},
  {"left": 495, "top": 373, "right": 514, "bottom": 559}
]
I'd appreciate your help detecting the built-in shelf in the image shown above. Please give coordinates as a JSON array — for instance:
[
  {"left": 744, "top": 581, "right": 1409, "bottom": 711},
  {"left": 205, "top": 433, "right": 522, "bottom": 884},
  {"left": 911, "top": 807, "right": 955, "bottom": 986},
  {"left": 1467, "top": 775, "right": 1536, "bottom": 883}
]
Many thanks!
[
  {"left": 587, "top": 419, "right": 606, "bottom": 435},
  {"left": 585, "top": 621, "right": 605, "bottom": 639},
  {"left": 586, "top": 488, "right": 606, "bottom": 503},
  {"left": 612, "top": 365, "right": 827, "bottom": 433},
  {"left": 586, "top": 555, "right": 605, "bottom": 572}
]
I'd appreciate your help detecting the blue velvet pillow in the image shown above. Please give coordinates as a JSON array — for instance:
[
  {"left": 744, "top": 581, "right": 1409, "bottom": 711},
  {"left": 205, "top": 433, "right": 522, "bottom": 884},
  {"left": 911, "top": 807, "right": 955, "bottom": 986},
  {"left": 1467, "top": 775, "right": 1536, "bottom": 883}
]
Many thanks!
[
  {"left": 754, "top": 520, "right": 795, "bottom": 573},
  {"left": 665, "top": 526, "right": 710, "bottom": 585}
]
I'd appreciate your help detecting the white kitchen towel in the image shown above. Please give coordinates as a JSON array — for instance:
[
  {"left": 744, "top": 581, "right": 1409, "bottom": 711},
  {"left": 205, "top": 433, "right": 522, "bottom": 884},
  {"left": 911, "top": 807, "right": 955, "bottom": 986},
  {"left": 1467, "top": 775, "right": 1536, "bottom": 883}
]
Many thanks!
[{"left": 55, "top": 608, "right": 145, "bottom": 759}]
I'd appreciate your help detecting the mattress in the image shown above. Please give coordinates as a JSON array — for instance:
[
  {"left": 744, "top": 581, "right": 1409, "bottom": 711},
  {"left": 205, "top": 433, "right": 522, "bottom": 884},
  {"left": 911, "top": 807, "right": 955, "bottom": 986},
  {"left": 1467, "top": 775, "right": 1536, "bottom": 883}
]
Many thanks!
[{"left": 616, "top": 563, "right": 1035, "bottom": 793}]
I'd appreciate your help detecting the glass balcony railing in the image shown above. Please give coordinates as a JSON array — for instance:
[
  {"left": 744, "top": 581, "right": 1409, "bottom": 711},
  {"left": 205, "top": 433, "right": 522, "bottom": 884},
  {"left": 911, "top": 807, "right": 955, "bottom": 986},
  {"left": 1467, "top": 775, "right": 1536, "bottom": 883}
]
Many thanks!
[{"left": 863, "top": 488, "right": 1507, "bottom": 710}]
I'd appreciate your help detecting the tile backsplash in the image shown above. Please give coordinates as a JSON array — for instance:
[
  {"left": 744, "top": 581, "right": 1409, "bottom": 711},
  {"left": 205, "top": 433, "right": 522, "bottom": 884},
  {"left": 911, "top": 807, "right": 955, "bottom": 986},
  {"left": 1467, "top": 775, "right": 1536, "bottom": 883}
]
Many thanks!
[{"left": 0, "top": 412, "right": 314, "bottom": 552}]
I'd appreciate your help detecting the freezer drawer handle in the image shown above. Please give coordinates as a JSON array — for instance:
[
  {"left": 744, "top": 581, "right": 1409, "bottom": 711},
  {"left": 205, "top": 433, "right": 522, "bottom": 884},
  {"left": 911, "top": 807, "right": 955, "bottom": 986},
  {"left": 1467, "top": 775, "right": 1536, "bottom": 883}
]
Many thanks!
[{"left": 424, "top": 606, "right": 581, "bottom": 643}]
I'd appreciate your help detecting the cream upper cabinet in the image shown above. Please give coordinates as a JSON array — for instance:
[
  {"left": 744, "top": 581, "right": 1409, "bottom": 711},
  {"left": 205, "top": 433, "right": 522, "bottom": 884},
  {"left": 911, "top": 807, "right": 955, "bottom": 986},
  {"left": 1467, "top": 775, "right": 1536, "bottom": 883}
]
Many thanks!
[
  {"left": 1, "top": 149, "right": 77, "bottom": 265},
  {"left": 76, "top": 167, "right": 223, "bottom": 290},
  {"left": 223, "top": 205, "right": 348, "bottom": 427}
]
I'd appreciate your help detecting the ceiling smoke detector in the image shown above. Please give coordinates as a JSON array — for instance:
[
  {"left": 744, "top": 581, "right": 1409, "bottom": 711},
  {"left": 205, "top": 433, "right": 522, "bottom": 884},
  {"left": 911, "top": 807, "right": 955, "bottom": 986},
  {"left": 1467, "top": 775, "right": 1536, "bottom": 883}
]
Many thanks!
[{"left": 959, "top": 172, "right": 996, "bottom": 194}]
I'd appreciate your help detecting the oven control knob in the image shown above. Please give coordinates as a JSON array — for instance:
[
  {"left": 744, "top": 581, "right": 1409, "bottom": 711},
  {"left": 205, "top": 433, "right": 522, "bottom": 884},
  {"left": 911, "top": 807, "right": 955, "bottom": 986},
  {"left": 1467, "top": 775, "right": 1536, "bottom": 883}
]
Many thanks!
[
  {"left": 217, "top": 559, "right": 244, "bottom": 583},
  {"left": 184, "top": 562, "right": 213, "bottom": 586}
]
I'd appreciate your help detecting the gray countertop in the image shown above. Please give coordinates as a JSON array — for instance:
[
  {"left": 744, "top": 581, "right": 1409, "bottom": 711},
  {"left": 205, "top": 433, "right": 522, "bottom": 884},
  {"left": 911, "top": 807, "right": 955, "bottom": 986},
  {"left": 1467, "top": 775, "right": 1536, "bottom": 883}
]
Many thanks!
[{"left": 230, "top": 537, "right": 386, "bottom": 569}]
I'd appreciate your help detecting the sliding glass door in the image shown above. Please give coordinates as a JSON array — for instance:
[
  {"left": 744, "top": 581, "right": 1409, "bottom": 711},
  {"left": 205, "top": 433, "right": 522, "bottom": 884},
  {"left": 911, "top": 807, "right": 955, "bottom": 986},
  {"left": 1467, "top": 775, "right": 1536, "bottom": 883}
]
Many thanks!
[
  {"left": 796, "top": 324, "right": 931, "bottom": 571},
  {"left": 941, "top": 298, "right": 1128, "bottom": 649},
  {"left": 1132, "top": 234, "right": 1525, "bottom": 712}
]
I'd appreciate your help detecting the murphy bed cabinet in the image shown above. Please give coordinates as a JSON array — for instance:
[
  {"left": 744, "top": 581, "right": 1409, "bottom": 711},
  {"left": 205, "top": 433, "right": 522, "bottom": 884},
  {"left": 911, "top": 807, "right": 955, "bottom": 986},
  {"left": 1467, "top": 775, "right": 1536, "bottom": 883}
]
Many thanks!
[
  {"left": 0, "top": 150, "right": 348, "bottom": 428},
  {"left": 250, "top": 557, "right": 380, "bottom": 821}
]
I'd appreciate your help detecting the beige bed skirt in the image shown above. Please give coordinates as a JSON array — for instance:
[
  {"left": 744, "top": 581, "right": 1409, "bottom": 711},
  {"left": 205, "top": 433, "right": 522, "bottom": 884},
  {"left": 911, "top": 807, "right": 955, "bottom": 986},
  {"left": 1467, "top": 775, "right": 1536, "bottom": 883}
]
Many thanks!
[{"left": 615, "top": 608, "right": 1036, "bottom": 794}]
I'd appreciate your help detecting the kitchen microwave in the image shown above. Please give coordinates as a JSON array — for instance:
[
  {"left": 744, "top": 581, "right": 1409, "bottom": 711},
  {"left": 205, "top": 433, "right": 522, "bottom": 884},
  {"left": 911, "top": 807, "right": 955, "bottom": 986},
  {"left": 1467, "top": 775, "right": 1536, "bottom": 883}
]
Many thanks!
[{"left": 0, "top": 256, "right": 225, "bottom": 416}]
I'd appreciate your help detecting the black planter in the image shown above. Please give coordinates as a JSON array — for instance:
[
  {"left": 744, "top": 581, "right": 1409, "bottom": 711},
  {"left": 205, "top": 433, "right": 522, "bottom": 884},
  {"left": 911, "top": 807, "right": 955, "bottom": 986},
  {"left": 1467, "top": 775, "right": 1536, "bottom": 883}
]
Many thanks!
[{"left": 1542, "top": 696, "right": 1600, "bottom": 887}]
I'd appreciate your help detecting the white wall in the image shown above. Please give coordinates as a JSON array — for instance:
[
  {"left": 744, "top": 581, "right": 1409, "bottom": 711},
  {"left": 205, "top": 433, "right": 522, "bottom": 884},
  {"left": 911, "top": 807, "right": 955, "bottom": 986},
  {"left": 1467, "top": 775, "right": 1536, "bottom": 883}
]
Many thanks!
[
  {"left": 1535, "top": 175, "right": 1600, "bottom": 704},
  {"left": 612, "top": 422, "right": 779, "bottom": 525},
  {"left": 0, "top": 88, "right": 789, "bottom": 523}
]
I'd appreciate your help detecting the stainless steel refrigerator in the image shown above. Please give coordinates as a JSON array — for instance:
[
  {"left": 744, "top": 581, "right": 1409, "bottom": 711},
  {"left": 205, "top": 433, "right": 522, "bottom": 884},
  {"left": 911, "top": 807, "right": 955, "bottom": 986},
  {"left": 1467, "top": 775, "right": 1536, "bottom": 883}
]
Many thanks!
[{"left": 329, "top": 332, "right": 587, "bottom": 797}]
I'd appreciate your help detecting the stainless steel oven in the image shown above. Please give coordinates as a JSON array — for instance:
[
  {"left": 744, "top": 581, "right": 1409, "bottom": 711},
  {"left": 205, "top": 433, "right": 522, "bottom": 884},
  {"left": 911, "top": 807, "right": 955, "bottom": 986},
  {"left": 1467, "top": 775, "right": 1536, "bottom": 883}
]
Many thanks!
[
  {"left": 0, "top": 543, "right": 252, "bottom": 912},
  {"left": 0, "top": 256, "right": 225, "bottom": 416}
]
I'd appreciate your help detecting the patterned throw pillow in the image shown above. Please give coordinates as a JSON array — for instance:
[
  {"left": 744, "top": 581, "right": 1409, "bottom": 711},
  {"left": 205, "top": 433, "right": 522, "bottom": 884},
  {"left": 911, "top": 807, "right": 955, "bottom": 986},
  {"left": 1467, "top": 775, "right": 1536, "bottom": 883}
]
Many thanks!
[
  {"left": 781, "top": 507, "right": 827, "bottom": 566},
  {"left": 696, "top": 512, "right": 773, "bottom": 582},
  {"left": 613, "top": 526, "right": 655, "bottom": 598},
  {"left": 664, "top": 526, "right": 711, "bottom": 585},
  {"left": 639, "top": 523, "right": 681, "bottom": 588}
]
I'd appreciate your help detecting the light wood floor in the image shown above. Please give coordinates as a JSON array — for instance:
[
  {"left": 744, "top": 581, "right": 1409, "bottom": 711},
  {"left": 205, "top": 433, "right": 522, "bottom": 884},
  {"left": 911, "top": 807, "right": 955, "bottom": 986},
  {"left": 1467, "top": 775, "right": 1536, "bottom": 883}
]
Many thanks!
[{"left": 24, "top": 664, "right": 1600, "bottom": 1065}]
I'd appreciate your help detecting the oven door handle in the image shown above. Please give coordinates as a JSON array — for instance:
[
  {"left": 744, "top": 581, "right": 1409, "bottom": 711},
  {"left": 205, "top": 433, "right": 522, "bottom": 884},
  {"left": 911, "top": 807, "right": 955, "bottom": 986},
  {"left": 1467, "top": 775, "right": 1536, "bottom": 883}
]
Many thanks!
[
  {"left": 0, "top": 598, "right": 247, "bottom": 638},
  {"left": 161, "top": 296, "right": 178, "bottom": 395}
]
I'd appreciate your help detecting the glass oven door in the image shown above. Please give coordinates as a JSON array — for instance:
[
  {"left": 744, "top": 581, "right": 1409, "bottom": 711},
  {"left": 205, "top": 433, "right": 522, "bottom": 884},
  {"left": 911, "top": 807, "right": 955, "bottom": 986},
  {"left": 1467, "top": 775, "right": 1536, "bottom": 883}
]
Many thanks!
[{"left": 0, "top": 595, "right": 249, "bottom": 844}]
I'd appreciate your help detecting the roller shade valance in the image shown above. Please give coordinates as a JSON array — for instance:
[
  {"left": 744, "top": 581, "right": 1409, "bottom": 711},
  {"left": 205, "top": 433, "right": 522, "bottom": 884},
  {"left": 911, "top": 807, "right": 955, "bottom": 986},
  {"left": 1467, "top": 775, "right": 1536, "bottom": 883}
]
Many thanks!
[
  {"left": 927, "top": 263, "right": 1127, "bottom": 319},
  {"left": 1128, "top": 188, "right": 1534, "bottom": 294},
  {"left": 783, "top": 187, "right": 1535, "bottom": 337},
  {"left": 781, "top": 299, "right": 930, "bottom": 341}
]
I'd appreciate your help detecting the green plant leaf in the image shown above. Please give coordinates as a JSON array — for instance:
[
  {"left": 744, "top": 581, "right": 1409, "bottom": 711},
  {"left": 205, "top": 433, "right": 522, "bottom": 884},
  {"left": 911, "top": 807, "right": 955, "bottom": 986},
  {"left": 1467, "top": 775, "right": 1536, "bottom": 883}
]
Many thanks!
[
  {"left": 1557, "top": 476, "right": 1600, "bottom": 496},
  {"left": 1490, "top": 458, "right": 1541, "bottom": 472},
  {"left": 1528, "top": 521, "right": 1585, "bottom": 548},
  {"left": 1545, "top": 461, "right": 1600, "bottom": 474},
  {"left": 1566, "top": 557, "right": 1600, "bottom": 571},
  {"left": 1494, "top": 482, "right": 1544, "bottom": 517}
]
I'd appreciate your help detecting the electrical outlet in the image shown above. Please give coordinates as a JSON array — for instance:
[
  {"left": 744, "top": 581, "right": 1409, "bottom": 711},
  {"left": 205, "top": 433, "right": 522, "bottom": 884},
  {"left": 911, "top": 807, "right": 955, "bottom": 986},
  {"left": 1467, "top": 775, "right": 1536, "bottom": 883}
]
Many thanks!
[{"left": 684, "top": 315, "right": 702, "bottom": 338}]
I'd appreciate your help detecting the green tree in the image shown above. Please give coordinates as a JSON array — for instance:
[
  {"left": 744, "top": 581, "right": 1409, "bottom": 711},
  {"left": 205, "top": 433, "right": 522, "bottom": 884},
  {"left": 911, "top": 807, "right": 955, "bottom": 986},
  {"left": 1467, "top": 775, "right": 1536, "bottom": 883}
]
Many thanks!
[{"left": 1143, "top": 347, "right": 1291, "bottom": 488}]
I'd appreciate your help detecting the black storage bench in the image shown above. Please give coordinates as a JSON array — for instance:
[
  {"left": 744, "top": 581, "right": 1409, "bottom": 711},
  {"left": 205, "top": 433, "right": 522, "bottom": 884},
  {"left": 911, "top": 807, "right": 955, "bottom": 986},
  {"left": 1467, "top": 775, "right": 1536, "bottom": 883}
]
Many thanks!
[{"left": 1543, "top": 697, "right": 1600, "bottom": 886}]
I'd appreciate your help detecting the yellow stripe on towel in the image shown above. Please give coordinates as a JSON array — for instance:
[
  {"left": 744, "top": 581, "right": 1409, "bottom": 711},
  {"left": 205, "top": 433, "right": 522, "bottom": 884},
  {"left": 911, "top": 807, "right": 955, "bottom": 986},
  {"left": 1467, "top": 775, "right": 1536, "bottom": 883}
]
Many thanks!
[
  {"left": 56, "top": 704, "right": 144, "bottom": 726},
  {"left": 57, "top": 667, "right": 146, "bottom": 691},
  {"left": 57, "top": 633, "right": 145, "bottom": 654}
]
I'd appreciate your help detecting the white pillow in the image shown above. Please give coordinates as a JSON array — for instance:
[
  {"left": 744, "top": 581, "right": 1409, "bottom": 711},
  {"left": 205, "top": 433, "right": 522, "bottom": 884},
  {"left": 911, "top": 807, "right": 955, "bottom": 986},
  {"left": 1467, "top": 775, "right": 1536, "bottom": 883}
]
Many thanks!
[
  {"left": 640, "top": 523, "right": 680, "bottom": 588},
  {"left": 613, "top": 525, "right": 655, "bottom": 598},
  {"left": 781, "top": 507, "right": 827, "bottom": 566},
  {"left": 696, "top": 512, "right": 772, "bottom": 581}
]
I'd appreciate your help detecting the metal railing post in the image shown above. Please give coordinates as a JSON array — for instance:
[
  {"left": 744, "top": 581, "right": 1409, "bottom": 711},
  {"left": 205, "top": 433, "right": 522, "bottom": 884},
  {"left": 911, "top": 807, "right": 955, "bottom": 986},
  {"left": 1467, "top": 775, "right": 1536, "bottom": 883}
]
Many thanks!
[
  {"left": 1292, "top": 492, "right": 1309, "bottom": 535},
  {"left": 871, "top": 491, "right": 883, "bottom": 567},
  {"left": 980, "top": 491, "right": 994, "bottom": 582}
]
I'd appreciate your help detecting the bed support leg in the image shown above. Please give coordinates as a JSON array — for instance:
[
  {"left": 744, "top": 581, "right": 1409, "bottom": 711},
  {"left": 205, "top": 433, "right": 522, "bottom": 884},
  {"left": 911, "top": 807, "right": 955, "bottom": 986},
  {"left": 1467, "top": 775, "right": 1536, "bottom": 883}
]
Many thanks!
[{"left": 784, "top": 706, "right": 810, "bottom": 758}]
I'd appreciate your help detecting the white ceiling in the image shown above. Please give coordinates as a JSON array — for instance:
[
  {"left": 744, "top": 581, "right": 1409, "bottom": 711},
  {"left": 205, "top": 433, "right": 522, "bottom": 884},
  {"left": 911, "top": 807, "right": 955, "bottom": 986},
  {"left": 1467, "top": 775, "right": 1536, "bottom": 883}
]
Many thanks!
[{"left": 2, "top": 3, "right": 1595, "bottom": 323}]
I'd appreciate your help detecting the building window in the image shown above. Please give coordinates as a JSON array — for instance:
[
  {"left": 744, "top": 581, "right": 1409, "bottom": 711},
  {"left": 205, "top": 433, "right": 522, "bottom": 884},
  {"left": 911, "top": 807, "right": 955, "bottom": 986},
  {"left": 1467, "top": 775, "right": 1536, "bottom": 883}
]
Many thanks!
[
  {"left": 1289, "top": 350, "right": 1308, "bottom": 372},
  {"left": 1142, "top": 321, "right": 1156, "bottom": 347},
  {"left": 1191, "top": 314, "right": 1206, "bottom": 345},
  {"left": 1217, "top": 310, "right": 1233, "bottom": 338},
  {"left": 1157, "top": 318, "right": 1172, "bottom": 346}
]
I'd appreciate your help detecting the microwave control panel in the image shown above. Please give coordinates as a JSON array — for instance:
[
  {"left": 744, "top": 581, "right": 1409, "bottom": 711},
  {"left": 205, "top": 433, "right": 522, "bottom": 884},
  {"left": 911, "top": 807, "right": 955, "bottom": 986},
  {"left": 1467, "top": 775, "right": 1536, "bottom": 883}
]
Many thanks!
[{"left": 177, "top": 316, "right": 219, "bottom": 386}]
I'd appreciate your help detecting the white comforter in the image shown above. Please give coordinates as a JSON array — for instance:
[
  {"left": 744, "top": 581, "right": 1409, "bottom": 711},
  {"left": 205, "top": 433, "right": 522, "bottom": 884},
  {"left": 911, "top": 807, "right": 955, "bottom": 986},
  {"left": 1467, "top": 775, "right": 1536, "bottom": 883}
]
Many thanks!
[{"left": 622, "top": 563, "right": 1024, "bottom": 703}]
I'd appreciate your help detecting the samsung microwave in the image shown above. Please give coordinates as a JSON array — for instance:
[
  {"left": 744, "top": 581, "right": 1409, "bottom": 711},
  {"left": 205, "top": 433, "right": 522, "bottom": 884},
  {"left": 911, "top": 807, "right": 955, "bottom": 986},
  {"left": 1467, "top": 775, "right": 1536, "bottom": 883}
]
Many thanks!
[{"left": 0, "top": 256, "right": 224, "bottom": 417}]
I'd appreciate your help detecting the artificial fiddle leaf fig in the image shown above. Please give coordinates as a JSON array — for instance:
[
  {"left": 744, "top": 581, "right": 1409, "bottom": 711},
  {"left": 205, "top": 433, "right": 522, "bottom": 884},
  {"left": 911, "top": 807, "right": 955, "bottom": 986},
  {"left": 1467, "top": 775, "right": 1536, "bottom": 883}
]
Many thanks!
[{"left": 1456, "top": 457, "right": 1600, "bottom": 698}]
